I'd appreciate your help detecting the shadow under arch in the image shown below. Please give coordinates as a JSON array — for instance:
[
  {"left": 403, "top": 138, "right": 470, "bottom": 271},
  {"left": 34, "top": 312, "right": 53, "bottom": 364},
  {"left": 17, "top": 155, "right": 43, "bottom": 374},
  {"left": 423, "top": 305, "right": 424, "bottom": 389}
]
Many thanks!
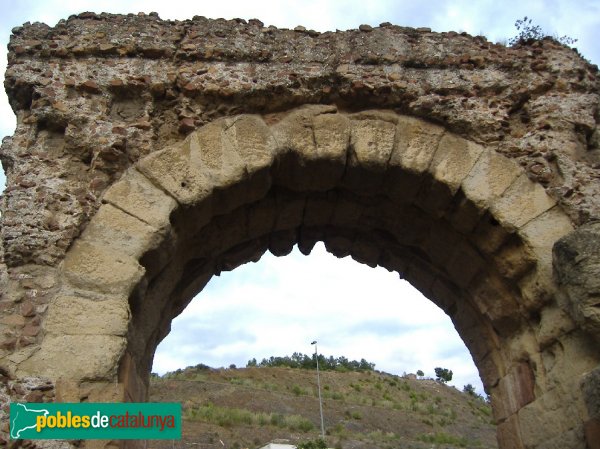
[{"left": 22, "top": 105, "right": 596, "bottom": 449}]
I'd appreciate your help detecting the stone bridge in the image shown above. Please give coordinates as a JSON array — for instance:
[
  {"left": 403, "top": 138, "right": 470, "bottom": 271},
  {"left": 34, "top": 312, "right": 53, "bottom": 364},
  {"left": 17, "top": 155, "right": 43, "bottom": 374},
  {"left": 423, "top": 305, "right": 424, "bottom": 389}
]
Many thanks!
[{"left": 0, "top": 12, "right": 599, "bottom": 449}]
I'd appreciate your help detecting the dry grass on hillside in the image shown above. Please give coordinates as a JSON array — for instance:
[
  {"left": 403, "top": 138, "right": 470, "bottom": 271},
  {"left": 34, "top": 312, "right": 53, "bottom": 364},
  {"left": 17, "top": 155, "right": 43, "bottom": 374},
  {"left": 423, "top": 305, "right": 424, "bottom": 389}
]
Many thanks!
[{"left": 149, "top": 366, "right": 496, "bottom": 449}]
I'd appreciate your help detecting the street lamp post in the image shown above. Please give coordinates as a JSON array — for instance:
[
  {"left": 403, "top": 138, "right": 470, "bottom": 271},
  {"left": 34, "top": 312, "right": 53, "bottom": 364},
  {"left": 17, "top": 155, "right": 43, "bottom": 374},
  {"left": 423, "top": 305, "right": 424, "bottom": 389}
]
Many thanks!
[{"left": 311, "top": 340, "right": 325, "bottom": 440}]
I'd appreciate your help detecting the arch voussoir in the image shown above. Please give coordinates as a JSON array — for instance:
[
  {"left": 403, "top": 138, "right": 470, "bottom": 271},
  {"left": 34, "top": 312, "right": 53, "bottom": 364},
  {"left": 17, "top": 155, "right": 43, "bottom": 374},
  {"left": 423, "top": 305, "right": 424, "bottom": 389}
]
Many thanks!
[
  {"left": 491, "top": 173, "right": 557, "bottom": 230},
  {"left": 461, "top": 149, "right": 522, "bottom": 210},
  {"left": 102, "top": 168, "right": 178, "bottom": 231}
]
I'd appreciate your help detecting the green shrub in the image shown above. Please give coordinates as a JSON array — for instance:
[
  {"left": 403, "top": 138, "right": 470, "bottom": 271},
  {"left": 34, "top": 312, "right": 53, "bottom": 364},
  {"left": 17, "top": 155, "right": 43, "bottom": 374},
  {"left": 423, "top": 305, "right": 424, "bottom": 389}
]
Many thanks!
[
  {"left": 350, "top": 383, "right": 361, "bottom": 392},
  {"left": 297, "top": 438, "right": 327, "bottom": 449},
  {"left": 418, "top": 432, "right": 471, "bottom": 447},
  {"left": 292, "top": 384, "right": 307, "bottom": 396},
  {"left": 509, "top": 16, "right": 577, "bottom": 46},
  {"left": 331, "top": 392, "right": 344, "bottom": 401},
  {"left": 286, "top": 414, "right": 314, "bottom": 432},
  {"left": 270, "top": 413, "right": 285, "bottom": 427}
]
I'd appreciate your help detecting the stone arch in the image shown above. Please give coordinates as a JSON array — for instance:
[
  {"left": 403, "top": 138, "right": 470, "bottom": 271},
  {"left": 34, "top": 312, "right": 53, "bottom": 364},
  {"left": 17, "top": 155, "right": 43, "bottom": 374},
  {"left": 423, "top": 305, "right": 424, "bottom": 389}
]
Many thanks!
[{"left": 12, "top": 105, "right": 596, "bottom": 449}]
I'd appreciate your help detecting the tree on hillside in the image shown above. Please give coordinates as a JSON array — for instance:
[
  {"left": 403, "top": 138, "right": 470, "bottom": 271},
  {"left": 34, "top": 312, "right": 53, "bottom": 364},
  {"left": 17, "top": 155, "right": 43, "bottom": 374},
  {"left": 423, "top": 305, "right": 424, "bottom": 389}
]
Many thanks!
[
  {"left": 463, "top": 383, "right": 476, "bottom": 396},
  {"left": 434, "top": 367, "right": 453, "bottom": 383}
]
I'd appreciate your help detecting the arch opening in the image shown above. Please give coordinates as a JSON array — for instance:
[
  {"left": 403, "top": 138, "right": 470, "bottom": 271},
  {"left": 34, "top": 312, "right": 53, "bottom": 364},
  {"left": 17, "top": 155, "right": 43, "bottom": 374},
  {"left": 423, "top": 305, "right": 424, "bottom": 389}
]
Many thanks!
[
  {"left": 151, "top": 242, "right": 487, "bottom": 394},
  {"left": 149, "top": 242, "right": 499, "bottom": 447}
]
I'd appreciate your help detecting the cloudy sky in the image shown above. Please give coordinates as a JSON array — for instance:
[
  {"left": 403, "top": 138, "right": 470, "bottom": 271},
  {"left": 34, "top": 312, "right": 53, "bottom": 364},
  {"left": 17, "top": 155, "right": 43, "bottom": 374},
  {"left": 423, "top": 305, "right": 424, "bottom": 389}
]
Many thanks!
[{"left": 1, "top": 0, "right": 598, "bottom": 395}]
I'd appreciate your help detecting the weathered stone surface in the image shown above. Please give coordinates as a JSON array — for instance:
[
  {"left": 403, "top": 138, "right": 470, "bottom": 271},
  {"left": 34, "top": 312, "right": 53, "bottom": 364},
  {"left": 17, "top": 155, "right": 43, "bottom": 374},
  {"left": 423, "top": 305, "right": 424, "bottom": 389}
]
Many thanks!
[
  {"left": 343, "top": 117, "right": 396, "bottom": 193},
  {"left": 582, "top": 366, "right": 600, "bottom": 419},
  {"left": 496, "top": 414, "right": 524, "bottom": 449},
  {"left": 79, "top": 204, "right": 163, "bottom": 259},
  {"left": 554, "top": 222, "right": 600, "bottom": 342},
  {"left": 389, "top": 115, "right": 444, "bottom": 174},
  {"left": 492, "top": 362, "right": 536, "bottom": 422},
  {"left": 137, "top": 135, "right": 215, "bottom": 206},
  {"left": 491, "top": 174, "right": 557, "bottom": 229},
  {"left": 584, "top": 418, "right": 600, "bottom": 449},
  {"left": 63, "top": 241, "right": 145, "bottom": 296},
  {"left": 44, "top": 295, "right": 129, "bottom": 336},
  {"left": 102, "top": 168, "right": 177, "bottom": 230},
  {"left": 1, "top": 13, "right": 598, "bottom": 270},
  {"left": 462, "top": 149, "right": 522, "bottom": 209},
  {"left": 17, "top": 335, "right": 126, "bottom": 380},
  {"left": 429, "top": 134, "right": 484, "bottom": 194}
]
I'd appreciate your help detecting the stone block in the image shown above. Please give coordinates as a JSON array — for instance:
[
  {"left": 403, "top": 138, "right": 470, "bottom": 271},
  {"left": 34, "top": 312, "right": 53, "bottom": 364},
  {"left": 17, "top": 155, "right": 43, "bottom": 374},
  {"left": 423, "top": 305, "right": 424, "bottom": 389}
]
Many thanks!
[
  {"left": 118, "top": 351, "right": 147, "bottom": 402},
  {"left": 585, "top": 418, "right": 600, "bottom": 449},
  {"left": 390, "top": 115, "right": 444, "bottom": 174},
  {"left": 519, "top": 206, "right": 574, "bottom": 268},
  {"left": 343, "top": 118, "right": 396, "bottom": 192},
  {"left": 44, "top": 295, "right": 129, "bottom": 336},
  {"left": 478, "top": 351, "right": 504, "bottom": 391},
  {"left": 537, "top": 305, "right": 576, "bottom": 348},
  {"left": 414, "top": 179, "right": 455, "bottom": 218},
  {"left": 428, "top": 277, "right": 462, "bottom": 314},
  {"left": 102, "top": 168, "right": 177, "bottom": 230},
  {"left": 429, "top": 134, "right": 484, "bottom": 194},
  {"left": 18, "top": 335, "right": 126, "bottom": 380},
  {"left": 581, "top": 366, "right": 600, "bottom": 418},
  {"left": 445, "top": 241, "right": 484, "bottom": 288},
  {"left": 247, "top": 197, "right": 277, "bottom": 239},
  {"left": 462, "top": 149, "right": 522, "bottom": 209},
  {"left": 494, "top": 362, "right": 536, "bottom": 422},
  {"left": 404, "top": 257, "right": 435, "bottom": 296},
  {"left": 137, "top": 133, "right": 216, "bottom": 206},
  {"left": 272, "top": 106, "right": 345, "bottom": 192},
  {"left": 491, "top": 173, "right": 556, "bottom": 229},
  {"left": 554, "top": 222, "right": 600, "bottom": 342},
  {"left": 451, "top": 301, "right": 495, "bottom": 362},
  {"left": 496, "top": 413, "right": 524, "bottom": 449},
  {"left": 350, "top": 236, "right": 381, "bottom": 268},
  {"left": 330, "top": 196, "right": 364, "bottom": 228},
  {"left": 323, "top": 233, "right": 355, "bottom": 259},
  {"left": 518, "top": 387, "right": 584, "bottom": 449},
  {"left": 492, "top": 238, "right": 536, "bottom": 281},
  {"left": 269, "top": 229, "right": 297, "bottom": 257},
  {"left": 422, "top": 220, "right": 460, "bottom": 268},
  {"left": 274, "top": 193, "right": 306, "bottom": 231},
  {"left": 471, "top": 213, "right": 512, "bottom": 255},
  {"left": 313, "top": 113, "right": 351, "bottom": 165},
  {"left": 472, "top": 276, "right": 523, "bottom": 336},
  {"left": 224, "top": 114, "right": 276, "bottom": 201},
  {"left": 80, "top": 204, "right": 162, "bottom": 259},
  {"left": 303, "top": 192, "right": 335, "bottom": 227},
  {"left": 447, "top": 194, "right": 482, "bottom": 234},
  {"left": 63, "top": 241, "right": 144, "bottom": 296},
  {"left": 82, "top": 381, "right": 128, "bottom": 403},
  {"left": 271, "top": 106, "right": 327, "bottom": 154}
]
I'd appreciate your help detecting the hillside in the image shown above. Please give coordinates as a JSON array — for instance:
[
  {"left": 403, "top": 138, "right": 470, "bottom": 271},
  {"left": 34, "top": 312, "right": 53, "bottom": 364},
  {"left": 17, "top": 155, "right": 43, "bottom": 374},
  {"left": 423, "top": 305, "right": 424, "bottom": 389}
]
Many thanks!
[{"left": 148, "top": 366, "right": 497, "bottom": 449}]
